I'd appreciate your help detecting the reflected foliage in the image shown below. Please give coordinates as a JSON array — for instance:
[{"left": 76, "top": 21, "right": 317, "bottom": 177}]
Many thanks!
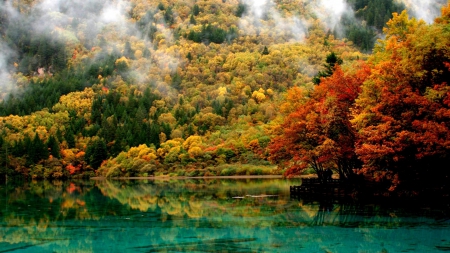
[{"left": 0, "top": 179, "right": 449, "bottom": 252}]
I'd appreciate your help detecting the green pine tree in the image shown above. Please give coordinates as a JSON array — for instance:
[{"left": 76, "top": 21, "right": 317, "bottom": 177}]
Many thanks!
[
  {"left": 65, "top": 128, "right": 76, "bottom": 149},
  {"left": 46, "top": 135, "right": 60, "bottom": 159},
  {"left": 193, "top": 4, "right": 200, "bottom": 16},
  {"left": 86, "top": 139, "right": 108, "bottom": 170},
  {"left": 313, "top": 52, "right": 343, "bottom": 84}
]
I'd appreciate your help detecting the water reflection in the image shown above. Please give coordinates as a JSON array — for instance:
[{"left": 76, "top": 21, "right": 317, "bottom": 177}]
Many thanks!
[
  {"left": 96, "top": 179, "right": 295, "bottom": 219},
  {"left": 0, "top": 179, "right": 449, "bottom": 252}
]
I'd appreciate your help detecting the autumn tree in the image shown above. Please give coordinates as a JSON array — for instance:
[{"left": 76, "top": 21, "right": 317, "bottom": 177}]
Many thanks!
[
  {"left": 0, "top": 0, "right": 372, "bottom": 179},
  {"left": 352, "top": 8, "right": 450, "bottom": 191},
  {"left": 269, "top": 63, "right": 370, "bottom": 182}
]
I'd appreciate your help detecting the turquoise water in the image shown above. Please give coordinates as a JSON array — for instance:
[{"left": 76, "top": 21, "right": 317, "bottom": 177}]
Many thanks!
[{"left": 0, "top": 179, "right": 449, "bottom": 252}]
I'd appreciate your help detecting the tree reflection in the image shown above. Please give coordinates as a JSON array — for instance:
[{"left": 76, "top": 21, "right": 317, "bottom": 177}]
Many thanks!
[
  {"left": 0, "top": 179, "right": 448, "bottom": 252},
  {"left": 0, "top": 180, "right": 98, "bottom": 252},
  {"left": 95, "top": 179, "right": 296, "bottom": 219}
]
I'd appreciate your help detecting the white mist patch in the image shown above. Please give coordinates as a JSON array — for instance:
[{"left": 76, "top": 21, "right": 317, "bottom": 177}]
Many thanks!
[
  {"left": 31, "top": 0, "right": 133, "bottom": 41},
  {"left": 289, "top": 17, "right": 309, "bottom": 41},
  {"left": 239, "top": 0, "right": 309, "bottom": 42},
  {"left": 397, "top": 0, "right": 445, "bottom": 23},
  {"left": 244, "top": 0, "right": 272, "bottom": 19},
  {"left": 100, "top": 1, "right": 129, "bottom": 24},
  {"left": 0, "top": 40, "right": 16, "bottom": 96},
  {"left": 1, "top": 0, "right": 183, "bottom": 83},
  {"left": 0, "top": 1, "right": 19, "bottom": 20},
  {"left": 320, "top": 0, "right": 347, "bottom": 18},
  {"left": 0, "top": 2, "right": 19, "bottom": 97},
  {"left": 312, "top": 0, "right": 353, "bottom": 35}
]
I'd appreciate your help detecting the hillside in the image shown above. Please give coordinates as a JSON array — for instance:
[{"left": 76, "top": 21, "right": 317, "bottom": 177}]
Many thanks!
[{"left": 0, "top": 0, "right": 449, "bottom": 194}]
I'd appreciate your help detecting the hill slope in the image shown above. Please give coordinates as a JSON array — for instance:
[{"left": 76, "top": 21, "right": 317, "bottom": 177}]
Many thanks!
[{"left": 0, "top": 0, "right": 447, "bottom": 184}]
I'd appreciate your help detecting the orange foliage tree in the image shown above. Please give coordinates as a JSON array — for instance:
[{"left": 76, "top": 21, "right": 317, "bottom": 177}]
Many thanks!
[
  {"left": 269, "top": 63, "right": 371, "bottom": 181},
  {"left": 352, "top": 8, "right": 450, "bottom": 191}
]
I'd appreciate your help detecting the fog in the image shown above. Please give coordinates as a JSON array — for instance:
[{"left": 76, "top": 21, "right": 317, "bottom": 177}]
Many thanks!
[
  {"left": 313, "top": 0, "right": 353, "bottom": 36},
  {"left": 0, "top": 0, "right": 184, "bottom": 98},
  {"left": 0, "top": 0, "right": 447, "bottom": 99},
  {"left": 239, "top": 0, "right": 309, "bottom": 42},
  {"left": 398, "top": 0, "right": 447, "bottom": 23},
  {"left": 0, "top": 39, "right": 15, "bottom": 93}
]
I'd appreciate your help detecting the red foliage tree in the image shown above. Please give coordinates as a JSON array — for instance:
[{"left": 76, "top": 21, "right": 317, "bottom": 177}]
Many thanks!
[
  {"left": 269, "top": 63, "right": 370, "bottom": 182},
  {"left": 352, "top": 8, "right": 450, "bottom": 191}
]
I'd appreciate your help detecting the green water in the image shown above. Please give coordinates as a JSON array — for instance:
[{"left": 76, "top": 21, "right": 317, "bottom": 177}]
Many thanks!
[{"left": 0, "top": 179, "right": 449, "bottom": 252}]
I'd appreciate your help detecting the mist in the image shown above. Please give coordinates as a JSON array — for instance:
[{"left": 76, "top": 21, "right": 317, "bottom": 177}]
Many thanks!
[
  {"left": 239, "top": 0, "right": 309, "bottom": 43},
  {"left": 238, "top": 0, "right": 362, "bottom": 42},
  {"left": 397, "top": 0, "right": 447, "bottom": 23},
  {"left": 0, "top": 2, "right": 17, "bottom": 95},
  {"left": 0, "top": 0, "right": 136, "bottom": 69},
  {"left": 32, "top": 0, "right": 133, "bottom": 47},
  {"left": 312, "top": 0, "right": 353, "bottom": 36},
  {"left": 0, "top": 0, "right": 186, "bottom": 100},
  {"left": 1, "top": 0, "right": 447, "bottom": 98},
  {"left": 0, "top": 39, "right": 15, "bottom": 95}
]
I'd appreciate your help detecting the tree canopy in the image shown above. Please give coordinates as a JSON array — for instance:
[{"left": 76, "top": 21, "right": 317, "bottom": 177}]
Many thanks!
[{"left": 0, "top": 0, "right": 449, "bottom": 195}]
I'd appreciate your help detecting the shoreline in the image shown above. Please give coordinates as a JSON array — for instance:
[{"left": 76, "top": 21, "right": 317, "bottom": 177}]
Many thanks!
[{"left": 90, "top": 175, "right": 313, "bottom": 180}]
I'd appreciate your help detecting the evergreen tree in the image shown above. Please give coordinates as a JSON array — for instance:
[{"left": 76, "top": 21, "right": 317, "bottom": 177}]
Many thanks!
[
  {"left": 186, "top": 52, "right": 193, "bottom": 61},
  {"left": 46, "top": 135, "right": 60, "bottom": 159},
  {"left": 28, "top": 134, "right": 48, "bottom": 164},
  {"left": 124, "top": 41, "right": 134, "bottom": 59},
  {"left": 164, "top": 7, "right": 174, "bottom": 25},
  {"left": 186, "top": 124, "right": 195, "bottom": 136},
  {"left": 148, "top": 25, "right": 158, "bottom": 41},
  {"left": 190, "top": 14, "right": 197, "bottom": 25},
  {"left": 236, "top": 3, "right": 246, "bottom": 17},
  {"left": 149, "top": 124, "right": 161, "bottom": 147},
  {"left": 171, "top": 73, "right": 182, "bottom": 90},
  {"left": 313, "top": 52, "right": 343, "bottom": 84},
  {"left": 86, "top": 139, "right": 108, "bottom": 169},
  {"left": 193, "top": 4, "right": 200, "bottom": 16},
  {"left": 143, "top": 47, "right": 151, "bottom": 58},
  {"left": 162, "top": 122, "right": 172, "bottom": 138},
  {"left": 0, "top": 136, "right": 9, "bottom": 177},
  {"left": 65, "top": 128, "right": 76, "bottom": 149}
]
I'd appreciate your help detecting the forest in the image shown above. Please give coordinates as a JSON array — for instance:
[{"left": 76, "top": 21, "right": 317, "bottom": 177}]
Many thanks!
[{"left": 0, "top": 0, "right": 449, "bottom": 195}]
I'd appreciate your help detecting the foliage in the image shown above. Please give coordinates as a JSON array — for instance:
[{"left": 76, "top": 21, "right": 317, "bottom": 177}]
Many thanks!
[
  {"left": 0, "top": 0, "right": 448, "bottom": 196},
  {"left": 352, "top": 9, "right": 450, "bottom": 191},
  {"left": 344, "top": 0, "right": 406, "bottom": 51},
  {"left": 269, "top": 63, "right": 371, "bottom": 182},
  {"left": 312, "top": 52, "right": 343, "bottom": 85},
  {"left": 0, "top": 54, "right": 118, "bottom": 116},
  {"left": 186, "top": 24, "right": 235, "bottom": 44}
]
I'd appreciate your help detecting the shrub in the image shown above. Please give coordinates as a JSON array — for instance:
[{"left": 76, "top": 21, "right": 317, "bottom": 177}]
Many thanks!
[
  {"left": 187, "top": 170, "right": 200, "bottom": 177},
  {"left": 106, "top": 165, "right": 121, "bottom": 178},
  {"left": 175, "top": 170, "right": 186, "bottom": 176},
  {"left": 140, "top": 164, "right": 156, "bottom": 176},
  {"left": 217, "top": 148, "right": 236, "bottom": 160},
  {"left": 250, "top": 168, "right": 263, "bottom": 175},
  {"left": 220, "top": 167, "right": 236, "bottom": 176}
]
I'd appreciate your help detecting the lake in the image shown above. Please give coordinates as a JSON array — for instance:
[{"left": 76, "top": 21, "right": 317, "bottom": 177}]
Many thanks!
[{"left": 0, "top": 178, "right": 449, "bottom": 252}]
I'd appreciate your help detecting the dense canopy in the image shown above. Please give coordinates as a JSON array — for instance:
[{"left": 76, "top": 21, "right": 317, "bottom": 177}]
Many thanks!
[{"left": 0, "top": 0, "right": 449, "bottom": 194}]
